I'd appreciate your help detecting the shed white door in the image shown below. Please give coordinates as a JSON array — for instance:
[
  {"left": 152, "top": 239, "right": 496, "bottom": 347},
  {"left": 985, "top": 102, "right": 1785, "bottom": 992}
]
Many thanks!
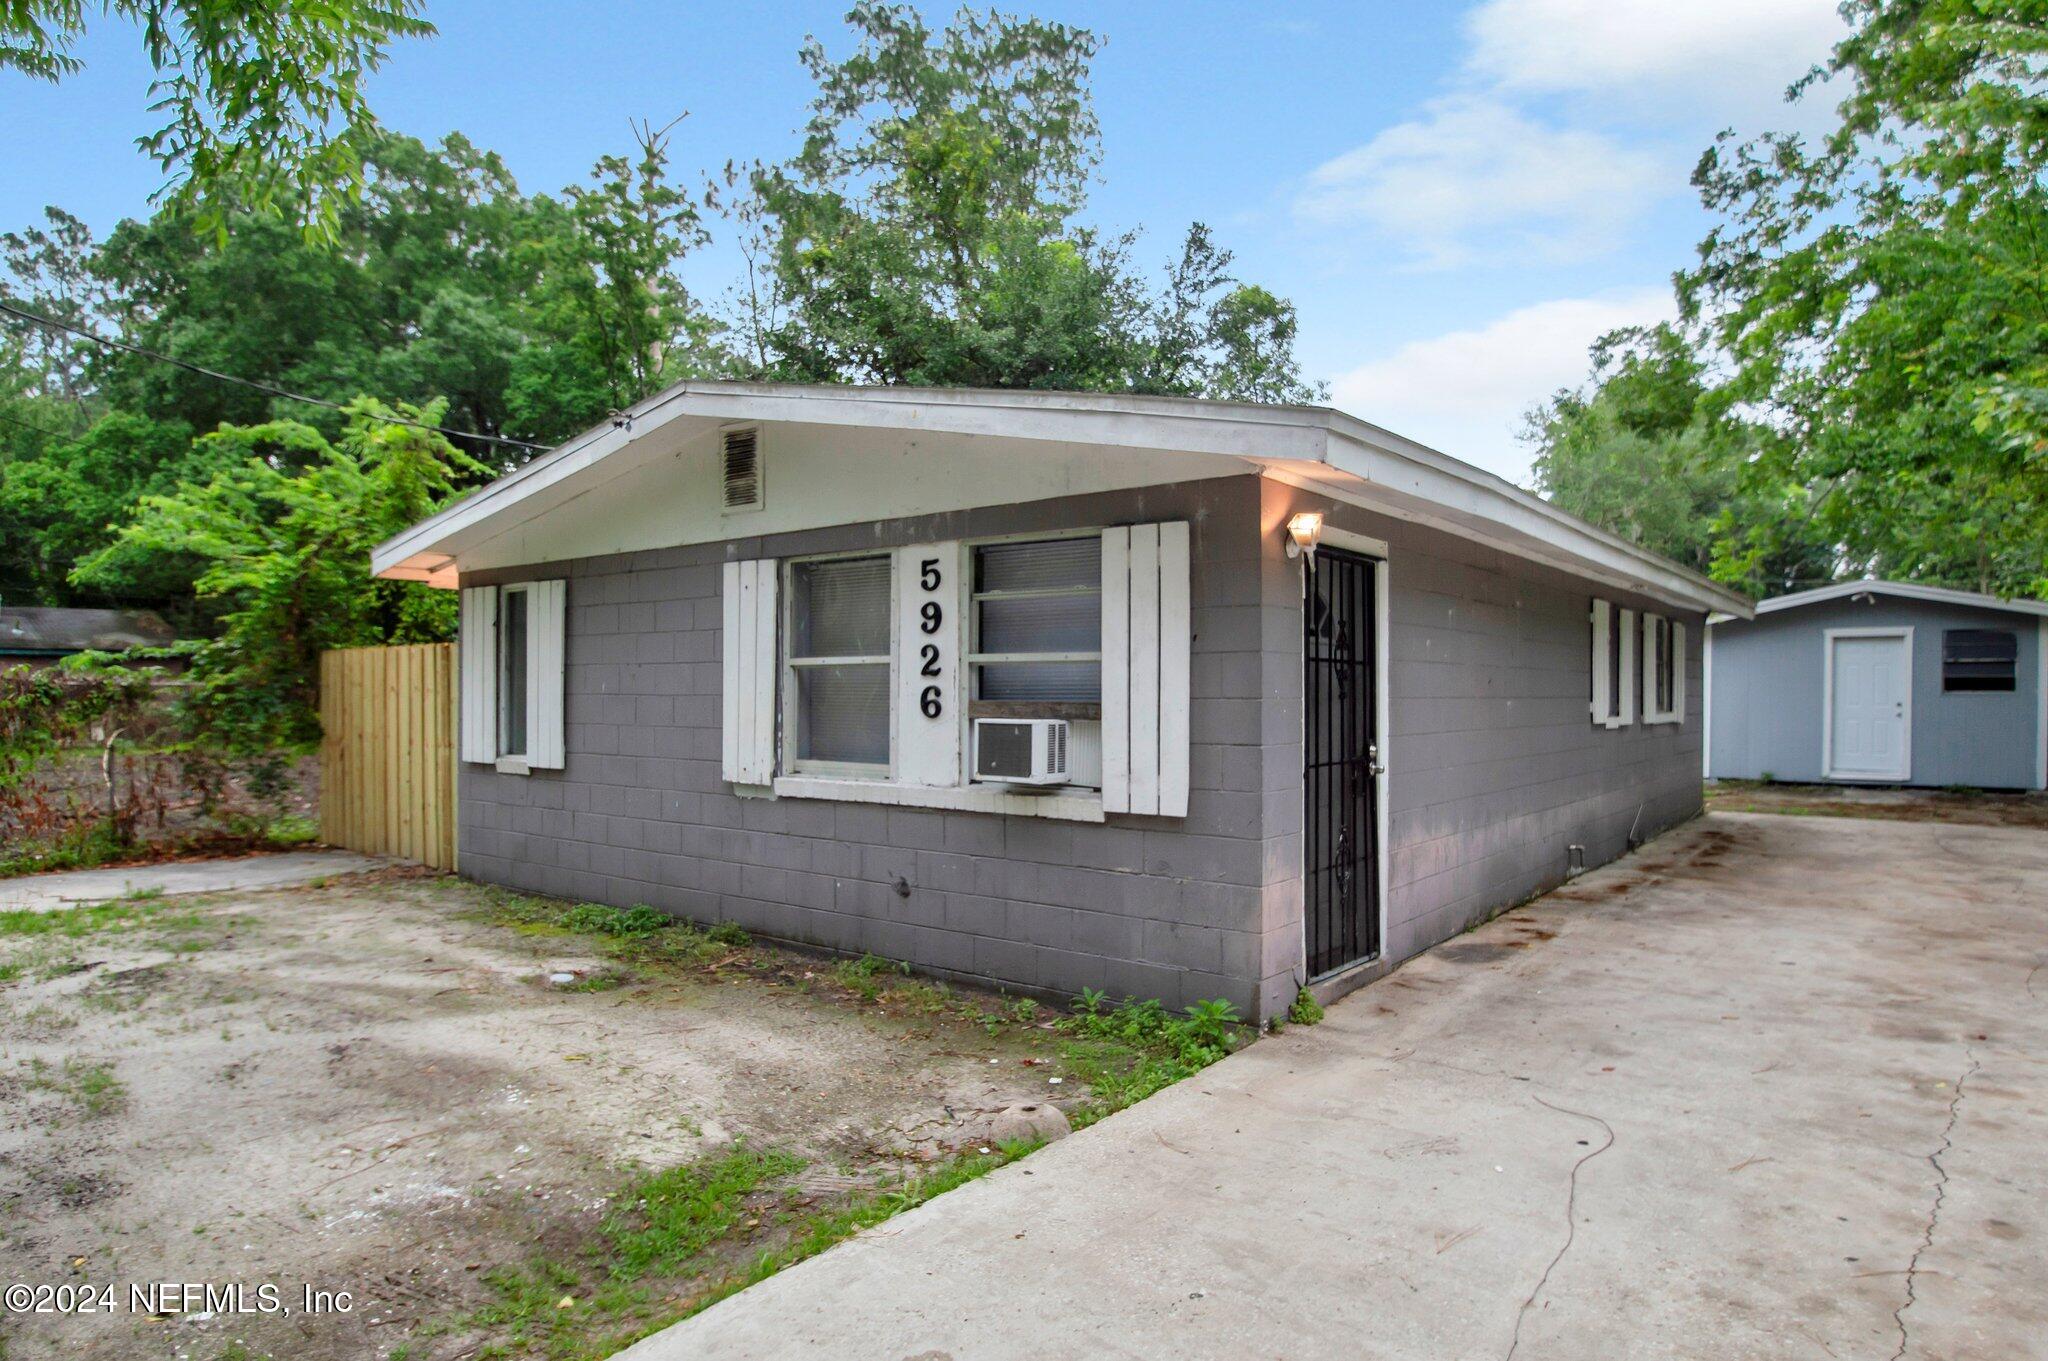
[{"left": 1827, "top": 632, "right": 1910, "bottom": 781}]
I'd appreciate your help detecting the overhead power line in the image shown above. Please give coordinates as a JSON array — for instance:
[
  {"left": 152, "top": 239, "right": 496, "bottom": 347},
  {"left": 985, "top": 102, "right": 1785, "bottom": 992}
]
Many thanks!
[{"left": 0, "top": 299, "right": 546, "bottom": 453}]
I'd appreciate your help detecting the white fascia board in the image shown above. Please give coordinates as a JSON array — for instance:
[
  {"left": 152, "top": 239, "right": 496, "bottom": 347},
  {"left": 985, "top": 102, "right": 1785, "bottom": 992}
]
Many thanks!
[
  {"left": 371, "top": 379, "right": 1751, "bottom": 618},
  {"left": 1310, "top": 424, "right": 1752, "bottom": 617},
  {"left": 1754, "top": 579, "right": 2048, "bottom": 618}
]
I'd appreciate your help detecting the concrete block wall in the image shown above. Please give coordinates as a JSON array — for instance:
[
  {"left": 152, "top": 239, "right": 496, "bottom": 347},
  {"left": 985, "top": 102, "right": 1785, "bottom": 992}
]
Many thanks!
[
  {"left": 1257, "top": 480, "right": 1705, "bottom": 976},
  {"left": 458, "top": 476, "right": 1281, "bottom": 1017}
]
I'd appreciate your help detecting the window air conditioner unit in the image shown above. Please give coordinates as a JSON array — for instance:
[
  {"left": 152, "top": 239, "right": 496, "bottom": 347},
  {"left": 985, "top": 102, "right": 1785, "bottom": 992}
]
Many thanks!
[{"left": 973, "top": 718, "right": 1069, "bottom": 786}]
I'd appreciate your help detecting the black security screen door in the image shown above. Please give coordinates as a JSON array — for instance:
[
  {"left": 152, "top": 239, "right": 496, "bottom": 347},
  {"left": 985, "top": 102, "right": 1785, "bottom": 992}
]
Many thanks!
[{"left": 1304, "top": 547, "right": 1380, "bottom": 977}]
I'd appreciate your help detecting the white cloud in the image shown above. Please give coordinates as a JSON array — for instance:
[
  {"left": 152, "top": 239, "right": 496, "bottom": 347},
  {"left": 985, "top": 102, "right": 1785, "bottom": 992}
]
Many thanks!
[
  {"left": 1330, "top": 288, "right": 1676, "bottom": 486},
  {"left": 1465, "top": 0, "right": 1846, "bottom": 114},
  {"left": 1295, "top": 96, "right": 1668, "bottom": 269}
]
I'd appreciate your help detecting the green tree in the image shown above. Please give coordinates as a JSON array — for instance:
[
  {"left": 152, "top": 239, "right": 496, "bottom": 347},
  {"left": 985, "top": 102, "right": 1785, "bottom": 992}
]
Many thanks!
[
  {"left": 740, "top": 3, "right": 1319, "bottom": 401},
  {"left": 1683, "top": 0, "right": 2048, "bottom": 596},
  {"left": 1524, "top": 325, "right": 1836, "bottom": 596},
  {"left": 71, "top": 398, "right": 482, "bottom": 758},
  {"left": 3, "top": 0, "right": 434, "bottom": 239}
]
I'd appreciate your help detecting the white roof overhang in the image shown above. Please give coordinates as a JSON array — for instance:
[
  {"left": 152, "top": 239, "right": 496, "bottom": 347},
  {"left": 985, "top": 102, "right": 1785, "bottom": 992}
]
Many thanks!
[
  {"left": 1709, "top": 579, "right": 2048, "bottom": 625},
  {"left": 373, "top": 380, "right": 1753, "bottom": 617}
]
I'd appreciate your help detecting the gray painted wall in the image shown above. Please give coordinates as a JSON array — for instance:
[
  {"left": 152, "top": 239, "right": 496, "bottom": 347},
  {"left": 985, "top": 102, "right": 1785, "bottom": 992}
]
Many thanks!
[
  {"left": 1707, "top": 596, "right": 2043, "bottom": 788},
  {"left": 457, "top": 473, "right": 1707, "bottom": 1021},
  {"left": 1262, "top": 482, "right": 1706, "bottom": 979}
]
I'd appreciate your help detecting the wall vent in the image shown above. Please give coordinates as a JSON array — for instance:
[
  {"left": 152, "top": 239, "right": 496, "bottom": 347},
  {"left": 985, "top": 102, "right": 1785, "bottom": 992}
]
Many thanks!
[{"left": 721, "top": 427, "right": 763, "bottom": 513}]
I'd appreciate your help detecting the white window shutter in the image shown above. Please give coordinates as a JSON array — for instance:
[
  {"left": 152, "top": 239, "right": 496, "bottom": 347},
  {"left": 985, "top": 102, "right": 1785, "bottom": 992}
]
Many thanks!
[
  {"left": 1102, "top": 522, "right": 1191, "bottom": 817},
  {"left": 1590, "top": 599, "right": 1610, "bottom": 726},
  {"left": 527, "top": 579, "right": 567, "bottom": 768},
  {"left": 721, "top": 559, "right": 779, "bottom": 785},
  {"left": 1617, "top": 608, "right": 1637, "bottom": 726},
  {"left": 1672, "top": 621, "right": 1687, "bottom": 723},
  {"left": 459, "top": 585, "right": 497, "bottom": 763}
]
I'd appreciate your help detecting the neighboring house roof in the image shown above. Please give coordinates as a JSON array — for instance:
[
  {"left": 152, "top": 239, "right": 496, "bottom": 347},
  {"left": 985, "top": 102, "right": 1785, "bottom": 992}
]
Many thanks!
[
  {"left": 372, "top": 380, "right": 1754, "bottom": 617},
  {"left": 0, "top": 606, "right": 178, "bottom": 656},
  {"left": 1709, "top": 580, "right": 2048, "bottom": 625}
]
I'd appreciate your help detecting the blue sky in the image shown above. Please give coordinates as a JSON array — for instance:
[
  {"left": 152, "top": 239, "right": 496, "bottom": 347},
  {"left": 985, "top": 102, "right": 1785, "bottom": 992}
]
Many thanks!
[{"left": 0, "top": 0, "right": 1847, "bottom": 485}]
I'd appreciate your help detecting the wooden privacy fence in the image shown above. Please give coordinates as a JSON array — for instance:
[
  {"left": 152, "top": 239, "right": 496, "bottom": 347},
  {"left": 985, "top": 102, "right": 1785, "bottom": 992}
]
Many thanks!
[{"left": 320, "top": 643, "right": 458, "bottom": 869}]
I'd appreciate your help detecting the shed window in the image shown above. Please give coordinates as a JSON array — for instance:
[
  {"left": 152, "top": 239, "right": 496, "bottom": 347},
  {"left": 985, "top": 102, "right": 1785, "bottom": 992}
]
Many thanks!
[
  {"left": 497, "top": 586, "right": 530, "bottom": 758},
  {"left": 969, "top": 538, "right": 1102, "bottom": 713},
  {"left": 1942, "top": 628, "right": 2017, "bottom": 692},
  {"left": 787, "top": 556, "right": 892, "bottom": 770}
]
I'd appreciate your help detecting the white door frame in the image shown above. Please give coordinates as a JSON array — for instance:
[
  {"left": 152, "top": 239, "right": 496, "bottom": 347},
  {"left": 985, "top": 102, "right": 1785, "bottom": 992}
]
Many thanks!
[
  {"left": 1822, "top": 626, "right": 1913, "bottom": 782},
  {"left": 1298, "top": 524, "right": 1390, "bottom": 978}
]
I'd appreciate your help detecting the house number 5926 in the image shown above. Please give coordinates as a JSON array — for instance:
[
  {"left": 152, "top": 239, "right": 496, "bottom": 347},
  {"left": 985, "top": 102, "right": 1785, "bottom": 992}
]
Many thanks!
[{"left": 918, "top": 557, "right": 944, "bottom": 719}]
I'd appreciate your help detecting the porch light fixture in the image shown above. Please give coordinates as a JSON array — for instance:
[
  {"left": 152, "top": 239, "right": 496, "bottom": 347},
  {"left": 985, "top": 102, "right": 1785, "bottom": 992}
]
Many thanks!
[{"left": 1285, "top": 511, "right": 1324, "bottom": 563}]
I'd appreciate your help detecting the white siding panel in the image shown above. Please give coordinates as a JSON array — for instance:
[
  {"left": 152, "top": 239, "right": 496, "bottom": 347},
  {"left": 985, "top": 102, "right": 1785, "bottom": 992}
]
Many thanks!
[
  {"left": 1128, "top": 526, "right": 1161, "bottom": 814},
  {"left": 896, "top": 542, "right": 962, "bottom": 787},
  {"left": 721, "top": 560, "right": 778, "bottom": 785},
  {"left": 1590, "top": 598, "right": 1610, "bottom": 726},
  {"left": 459, "top": 585, "right": 496, "bottom": 763},
  {"left": 1101, "top": 528, "right": 1131, "bottom": 809},
  {"left": 1101, "top": 522, "right": 1190, "bottom": 817},
  {"left": 527, "top": 579, "right": 567, "bottom": 768},
  {"left": 1618, "top": 607, "right": 1637, "bottom": 726},
  {"left": 1672, "top": 621, "right": 1687, "bottom": 724},
  {"left": 1156, "top": 521, "right": 1191, "bottom": 818}
]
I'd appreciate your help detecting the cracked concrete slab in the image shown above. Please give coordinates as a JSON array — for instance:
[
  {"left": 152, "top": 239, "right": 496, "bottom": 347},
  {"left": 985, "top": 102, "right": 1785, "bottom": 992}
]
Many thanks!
[
  {"left": 0, "top": 850, "right": 386, "bottom": 912},
  {"left": 618, "top": 812, "right": 2048, "bottom": 1360}
]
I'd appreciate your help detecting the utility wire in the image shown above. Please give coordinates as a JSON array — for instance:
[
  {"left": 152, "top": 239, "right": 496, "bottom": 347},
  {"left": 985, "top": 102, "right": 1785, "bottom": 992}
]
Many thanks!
[
  {"left": 0, "top": 406, "right": 92, "bottom": 450},
  {"left": 0, "top": 299, "right": 546, "bottom": 453}
]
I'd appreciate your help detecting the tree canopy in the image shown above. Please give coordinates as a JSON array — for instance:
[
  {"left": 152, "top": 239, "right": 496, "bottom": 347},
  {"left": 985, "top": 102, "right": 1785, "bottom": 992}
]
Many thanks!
[
  {"left": 3, "top": 0, "right": 433, "bottom": 239},
  {"left": 1528, "top": 0, "right": 2048, "bottom": 599},
  {"left": 2, "top": 4, "right": 1322, "bottom": 764},
  {"left": 737, "top": 3, "right": 1322, "bottom": 400}
]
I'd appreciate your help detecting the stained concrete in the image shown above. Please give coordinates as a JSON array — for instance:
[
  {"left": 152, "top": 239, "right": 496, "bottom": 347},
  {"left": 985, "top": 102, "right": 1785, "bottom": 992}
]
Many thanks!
[
  {"left": 0, "top": 850, "right": 385, "bottom": 912},
  {"left": 619, "top": 812, "right": 2048, "bottom": 1361}
]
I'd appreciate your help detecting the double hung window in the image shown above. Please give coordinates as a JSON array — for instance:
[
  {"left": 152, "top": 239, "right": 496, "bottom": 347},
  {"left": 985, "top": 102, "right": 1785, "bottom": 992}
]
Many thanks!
[{"left": 787, "top": 556, "right": 892, "bottom": 772}]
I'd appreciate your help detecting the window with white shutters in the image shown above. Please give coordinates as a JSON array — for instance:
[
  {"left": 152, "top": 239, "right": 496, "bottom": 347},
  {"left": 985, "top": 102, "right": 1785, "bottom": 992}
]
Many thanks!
[{"left": 459, "top": 579, "right": 566, "bottom": 770}]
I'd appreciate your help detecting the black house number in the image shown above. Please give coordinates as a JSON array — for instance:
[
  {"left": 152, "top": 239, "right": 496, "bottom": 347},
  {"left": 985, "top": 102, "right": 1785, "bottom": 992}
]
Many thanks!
[{"left": 917, "top": 557, "right": 944, "bottom": 718}]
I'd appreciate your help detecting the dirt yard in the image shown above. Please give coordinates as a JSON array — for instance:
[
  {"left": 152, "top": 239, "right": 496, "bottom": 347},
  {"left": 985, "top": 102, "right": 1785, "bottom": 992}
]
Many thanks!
[
  {"left": 1706, "top": 778, "right": 2048, "bottom": 828},
  {"left": 0, "top": 870, "right": 1174, "bottom": 1360}
]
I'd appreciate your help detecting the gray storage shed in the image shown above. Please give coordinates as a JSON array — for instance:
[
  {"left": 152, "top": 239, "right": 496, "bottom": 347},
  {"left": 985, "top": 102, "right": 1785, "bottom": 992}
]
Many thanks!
[
  {"left": 374, "top": 383, "right": 1750, "bottom": 1020},
  {"left": 1705, "top": 581, "right": 2048, "bottom": 791}
]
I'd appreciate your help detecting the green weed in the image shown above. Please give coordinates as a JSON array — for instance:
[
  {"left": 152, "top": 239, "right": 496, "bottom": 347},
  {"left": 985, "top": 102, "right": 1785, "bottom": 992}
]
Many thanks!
[
  {"left": 23, "top": 1056, "right": 126, "bottom": 1118},
  {"left": 1287, "top": 987, "right": 1325, "bottom": 1026}
]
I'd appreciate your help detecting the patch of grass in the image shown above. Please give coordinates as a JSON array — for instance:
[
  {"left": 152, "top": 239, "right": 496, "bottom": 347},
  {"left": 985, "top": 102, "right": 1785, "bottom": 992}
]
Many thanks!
[
  {"left": 450, "top": 1140, "right": 1038, "bottom": 1359},
  {"left": 554, "top": 968, "right": 631, "bottom": 994},
  {"left": 470, "top": 892, "right": 752, "bottom": 974},
  {"left": 1053, "top": 991, "right": 1247, "bottom": 1127},
  {"left": 22, "top": 1056, "right": 126, "bottom": 1118},
  {"left": 563, "top": 904, "right": 669, "bottom": 938},
  {"left": 832, "top": 952, "right": 908, "bottom": 1002},
  {"left": 0, "top": 898, "right": 158, "bottom": 939},
  {"left": 1287, "top": 987, "right": 1325, "bottom": 1026}
]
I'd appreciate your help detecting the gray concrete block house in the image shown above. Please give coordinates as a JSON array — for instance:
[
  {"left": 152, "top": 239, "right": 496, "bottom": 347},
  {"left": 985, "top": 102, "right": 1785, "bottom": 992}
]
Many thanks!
[
  {"left": 373, "top": 383, "right": 1751, "bottom": 1021},
  {"left": 1706, "top": 581, "right": 2048, "bottom": 791}
]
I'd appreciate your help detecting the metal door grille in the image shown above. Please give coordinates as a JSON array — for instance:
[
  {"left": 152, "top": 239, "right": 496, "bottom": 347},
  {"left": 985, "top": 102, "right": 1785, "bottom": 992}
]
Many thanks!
[{"left": 1304, "top": 548, "right": 1380, "bottom": 978}]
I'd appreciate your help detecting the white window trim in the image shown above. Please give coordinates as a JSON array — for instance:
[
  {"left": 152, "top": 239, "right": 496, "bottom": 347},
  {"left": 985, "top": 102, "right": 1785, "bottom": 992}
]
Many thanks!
[
  {"left": 781, "top": 551, "right": 897, "bottom": 781},
  {"left": 760, "top": 528, "right": 1134, "bottom": 820}
]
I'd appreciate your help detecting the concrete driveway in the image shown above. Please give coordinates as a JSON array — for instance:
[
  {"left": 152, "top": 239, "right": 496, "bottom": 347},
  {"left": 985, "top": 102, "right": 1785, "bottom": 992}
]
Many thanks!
[{"left": 621, "top": 812, "right": 2048, "bottom": 1361}]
